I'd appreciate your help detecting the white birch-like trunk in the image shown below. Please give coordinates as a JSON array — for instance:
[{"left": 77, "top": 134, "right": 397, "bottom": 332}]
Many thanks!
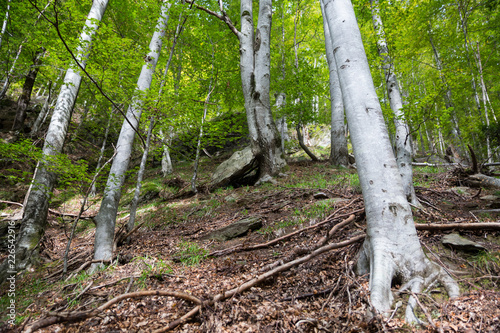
[
  {"left": 320, "top": 0, "right": 348, "bottom": 167},
  {"left": 0, "top": 42, "right": 23, "bottom": 99},
  {"left": 239, "top": 0, "right": 285, "bottom": 179},
  {"left": 370, "top": 0, "right": 418, "bottom": 205},
  {"left": 475, "top": 43, "right": 493, "bottom": 163},
  {"left": 160, "top": 129, "right": 173, "bottom": 176},
  {"left": 30, "top": 91, "right": 52, "bottom": 137},
  {"left": 0, "top": 0, "right": 10, "bottom": 51},
  {"left": 127, "top": 117, "right": 155, "bottom": 233},
  {"left": 321, "top": 0, "right": 458, "bottom": 321},
  {"left": 12, "top": 48, "right": 45, "bottom": 132},
  {"left": 92, "top": 3, "right": 170, "bottom": 265},
  {"left": 0, "top": 0, "right": 109, "bottom": 281}
]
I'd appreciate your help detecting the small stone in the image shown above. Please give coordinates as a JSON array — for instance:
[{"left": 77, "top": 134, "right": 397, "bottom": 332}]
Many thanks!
[
  {"left": 201, "top": 216, "right": 262, "bottom": 241},
  {"left": 255, "top": 174, "right": 277, "bottom": 186},
  {"left": 441, "top": 233, "right": 486, "bottom": 252},
  {"left": 450, "top": 186, "right": 471, "bottom": 195},
  {"left": 313, "top": 192, "right": 329, "bottom": 199},
  {"left": 480, "top": 195, "right": 498, "bottom": 201}
]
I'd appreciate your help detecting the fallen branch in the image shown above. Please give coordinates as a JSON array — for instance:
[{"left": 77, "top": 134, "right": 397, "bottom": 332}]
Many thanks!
[
  {"left": 153, "top": 305, "right": 201, "bottom": 333},
  {"left": 24, "top": 291, "right": 202, "bottom": 333},
  {"left": 415, "top": 222, "right": 500, "bottom": 231},
  {"left": 0, "top": 200, "right": 23, "bottom": 207},
  {"left": 468, "top": 173, "right": 500, "bottom": 189},
  {"left": 209, "top": 205, "right": 363, "bottom": 257},
  {"left": 29, "top": 235, "right": 365, "bottom": 332},
  {"left": 207, "top": 198, "right": 365, "bottom": 257},
  {"left": 210, "top": 235, "right": 365, "bottom": 303},
  {"left": 412, "top": 162, "right": 460, "bottom": 167}
]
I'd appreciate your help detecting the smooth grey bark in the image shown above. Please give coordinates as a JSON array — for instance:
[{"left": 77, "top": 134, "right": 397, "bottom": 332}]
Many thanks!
[
  {"left": 30, "top": 81, "right": 53, "bottom": 137},
  {"left": 320, "top": 0, "right": 348, "bottom": 167},
  {"left": 239, "top": 0, "right": 286, "bottom": 179},
  {"left": 475, "top": 43, "right": 494, "bottom": 163},
  {"left": 296, "top": 124, "right": 318, "bottom": 161},
  {"left": 0, "top": 42, "right": 23, "bottom": 100},
  {"left": 160, "top": 129, "right": 173, "bottom": 176},
  {"left": 370, "top": 0, "right": 418, "bottom": 205},
  {"left": 92, "top": 2, "right": 170, "bottom": 266},
  {"left": 321, "top": 0, "right": 458, "bottom": 321},
  {"left": 12, "top": 48, "right": 45, "bottom": 132},
  {"left": 0, "top": 0, "right": 10, "bottom": 51},
  {"left": 127, "top": 117, "right": 155, "bottom": 233},
  {"left": 0, "top": 0, "right": 109, "bottom": 283}
]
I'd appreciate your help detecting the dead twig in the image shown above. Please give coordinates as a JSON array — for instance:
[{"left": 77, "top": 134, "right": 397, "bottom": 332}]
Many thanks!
[
  {"left": 25, "top": 291, "right": 202, "bottom": 333},
  {"left": 410, "top": 291, "right": 439, "bottom": 331},
  {"left": 209, "top": 205, "right": 364, "bottom": 257},
  {"left": 416, "top": 222, "right": 500, "bottom": 231},
  {"left": 26, "top": 235, "right": 365, "bottom": 332}
]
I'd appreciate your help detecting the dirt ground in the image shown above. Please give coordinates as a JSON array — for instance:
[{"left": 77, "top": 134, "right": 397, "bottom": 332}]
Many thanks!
[{"left": 0, "top": 160, "right": 499, "bottom": 333}]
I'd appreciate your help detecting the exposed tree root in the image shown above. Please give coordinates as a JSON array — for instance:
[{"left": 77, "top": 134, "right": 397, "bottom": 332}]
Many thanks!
[{"left": 209, "top": 198, "right": 362, "bottom": 257}]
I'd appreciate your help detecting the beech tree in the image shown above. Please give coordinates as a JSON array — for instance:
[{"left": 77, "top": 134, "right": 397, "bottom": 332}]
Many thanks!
[
  {"left": 321, "top": 0, "right": 458, "bottom": 321},
  {"left": 319, "top": 0, "right": 348, "bottom": 167},
  {"left": 0, "top": 0, "right": 109, "bottom": 281},
  {"left": 185, "top": 0, "right": 286, "bottom": 181},
  {"left": 92, "top": 2, "right": 171, "bottom": 267},
  {"left": 370, "top": 0, "right": 418, "bottom": 205},
  {"left": 12, "top": 47, "right": 45, "bottom": 132},
  {"left": 239, "top": 0, "right": 286, "bottom": 178}
]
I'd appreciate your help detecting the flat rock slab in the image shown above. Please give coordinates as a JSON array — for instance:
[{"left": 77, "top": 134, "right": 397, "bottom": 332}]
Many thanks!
[
  {"left": 450, "top": 187, "right": 472, "bottom": 195},
  {"left": 202, "top": 216, "right": 262, "bottom": 241},
  {"left": 441, "top": 233, "right": 486, "bottom": 252},
  {"left": 210, "top": 146, "right": 256, "bottom": 190},
  {"left": 480, "top": 195, "right": 499, "bottom": 201}
]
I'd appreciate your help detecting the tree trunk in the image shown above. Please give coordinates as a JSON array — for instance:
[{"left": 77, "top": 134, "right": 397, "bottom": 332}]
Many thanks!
[
  {"left": 296, "top": 124, "right": 318, "bottom": 161},
  {"left": 321, "top": 0, "right": 458, "bottom": 321},
  {"left": 160, "top": 129, "right": 173, "bottom": 176},
  {"left": 12, "top": 48, "right": 45, "bottom": 132},
  {"left": 239, "top": 0, "right": 285, "bottom": 180},
  {"left": 30, "top": 81, "right": 53, "bottom": 137},
  {"left": 0, "top": 0, "right": 109, "bottom": 282},
  {"left": 0, "top": 0, "right": 10, "bottom": 51},
  {"left": 92, "top": 2, "right": 170, "bottom": 267},
  {"left": 127, "top": 117, "right": 155, "bottom": 233},
  {"left": 370, "top": 0, "right": 418, "bottom": 206},
  {"left": 0, "top": 42, "right": 23, "bottom": 100},
  {"left": 475, "top": 43, "right": 494, "bottom": 163},
  {"left": 320, "top": 0, "right": 348, "bottom": 167}
]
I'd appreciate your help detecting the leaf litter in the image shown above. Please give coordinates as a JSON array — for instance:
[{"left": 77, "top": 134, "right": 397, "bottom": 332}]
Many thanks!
[{"left": 1, "top": 160, "right": 499, "bottom": 332}]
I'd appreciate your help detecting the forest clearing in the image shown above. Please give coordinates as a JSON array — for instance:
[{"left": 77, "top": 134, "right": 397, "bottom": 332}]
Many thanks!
[{"left": 0, "top": 0, "right": 500, "bottom": 332}]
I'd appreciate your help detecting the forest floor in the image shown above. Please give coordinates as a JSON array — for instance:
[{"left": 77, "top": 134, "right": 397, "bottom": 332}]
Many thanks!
[{"left": 1, "top": 154, "right": 500, "bottom": 332}]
